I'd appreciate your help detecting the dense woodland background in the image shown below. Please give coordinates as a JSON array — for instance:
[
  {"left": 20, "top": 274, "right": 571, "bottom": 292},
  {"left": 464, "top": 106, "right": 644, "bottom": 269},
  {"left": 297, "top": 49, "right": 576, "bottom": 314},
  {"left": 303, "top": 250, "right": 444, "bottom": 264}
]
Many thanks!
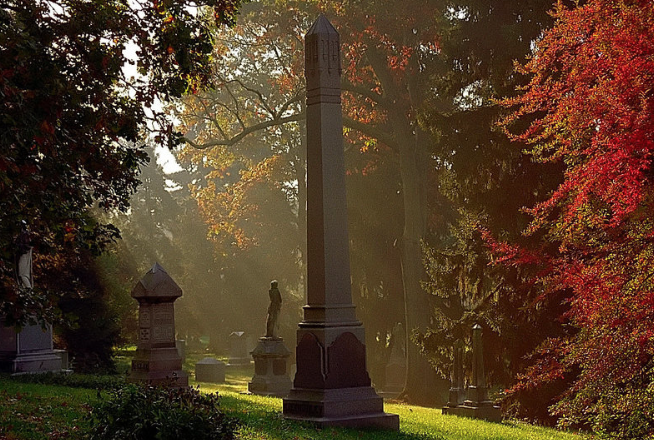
[{"left": 1, "top": 0, "right": 653, "bottom": 438}]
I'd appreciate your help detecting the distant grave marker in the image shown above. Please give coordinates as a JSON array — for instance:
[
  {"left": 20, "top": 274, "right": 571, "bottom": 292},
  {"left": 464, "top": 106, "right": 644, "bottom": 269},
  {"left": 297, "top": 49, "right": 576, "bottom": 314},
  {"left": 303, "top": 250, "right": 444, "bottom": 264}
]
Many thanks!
[
  {"left": 227, "top": 331, "right": 251, "bottom": 366},
  {"left": 442, "top": 324, "right": 501, "bottom": 422},
  {"left": 195, "top": 357, "right": 226, "bottom": 383}
]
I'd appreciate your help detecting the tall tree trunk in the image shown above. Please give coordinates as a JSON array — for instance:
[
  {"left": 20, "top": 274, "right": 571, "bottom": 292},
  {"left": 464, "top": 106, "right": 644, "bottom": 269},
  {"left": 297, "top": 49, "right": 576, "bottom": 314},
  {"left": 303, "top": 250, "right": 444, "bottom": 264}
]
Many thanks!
[
  {"left": 396, "top": 135, "right": 449, "bottom": 406},
  {"left": 360, "top": 45, "right": 448, "bottom": 405}
]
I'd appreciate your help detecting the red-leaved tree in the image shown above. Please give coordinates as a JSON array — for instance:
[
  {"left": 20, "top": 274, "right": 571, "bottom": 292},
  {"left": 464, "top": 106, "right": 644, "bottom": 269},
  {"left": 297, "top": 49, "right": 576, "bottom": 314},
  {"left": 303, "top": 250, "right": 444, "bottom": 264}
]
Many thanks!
[{"left": 497, "top": 0, "right": 654, "bottom": 436}]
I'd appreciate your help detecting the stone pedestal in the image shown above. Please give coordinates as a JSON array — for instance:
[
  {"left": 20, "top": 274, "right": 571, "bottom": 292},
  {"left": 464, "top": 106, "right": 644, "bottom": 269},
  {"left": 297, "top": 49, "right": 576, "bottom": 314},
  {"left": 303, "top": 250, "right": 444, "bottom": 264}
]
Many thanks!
[
  {"left": 128, "top": 263, "right": 188, "bottom": 387},
  {"left": 195, "top": 357, "right": 226, "bottom": 383},
  {"left": 248, "top": 337, "right": 292, "bottom": 396},
  {"left": 0, "top": 319, "right": 62, "bottom": 374},
  {"left": 227, "top": 331, "right": 251, "bottom": 366},
  {"left": 282, "top": 15, "right": 398, "bottom": 430}
]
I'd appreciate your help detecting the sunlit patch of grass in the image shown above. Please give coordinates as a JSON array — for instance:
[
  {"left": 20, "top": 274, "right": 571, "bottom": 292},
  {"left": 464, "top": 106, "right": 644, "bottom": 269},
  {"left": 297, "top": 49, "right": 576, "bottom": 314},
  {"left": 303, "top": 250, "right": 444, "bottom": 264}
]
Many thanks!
[
  {"left": 186, "top": 387, "right": 587, "bottom": 440},
  {"left": 0, "top": 357, "right": 588, "bottom": 440},
  {"left": 0, "top": 375, "right": 96, "bottom": 440}
]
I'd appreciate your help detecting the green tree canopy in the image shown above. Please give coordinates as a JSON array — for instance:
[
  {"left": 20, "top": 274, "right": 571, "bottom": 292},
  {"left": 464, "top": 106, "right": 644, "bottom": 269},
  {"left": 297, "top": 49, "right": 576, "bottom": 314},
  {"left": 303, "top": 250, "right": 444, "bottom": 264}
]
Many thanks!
[{"left": 0, "top": 0, "right": 240, "bottom": 326}]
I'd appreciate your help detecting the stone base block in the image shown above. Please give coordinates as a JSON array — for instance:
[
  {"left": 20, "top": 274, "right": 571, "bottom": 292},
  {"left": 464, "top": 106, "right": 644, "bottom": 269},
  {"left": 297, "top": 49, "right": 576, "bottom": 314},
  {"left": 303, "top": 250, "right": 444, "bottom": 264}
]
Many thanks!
[
  {"left": 283, "top": 387, "right": 399, "bottom": 430},
  {"left": 127, "top": 368, "right": 188, "bottom": 387},
  {"left": 1, "top": 351, "right": 62, "bottom": 374},
  {"left": 227, "top": 357, "right": 252, "bottom": 367},
  {"left": 195, "top": 358, "right": 226, "bottom": 383},
  {"left": 128, "top": 347, "right": 188, "bottom": 387},
  {"left": 248, "top": 374, "right": 292, "bottom": 396},
  {"left": 248, "top": 338, "right": 292, "bottom": 397},
  {"left": 442, "top": 403, "right": 502, "bottom": 422}
]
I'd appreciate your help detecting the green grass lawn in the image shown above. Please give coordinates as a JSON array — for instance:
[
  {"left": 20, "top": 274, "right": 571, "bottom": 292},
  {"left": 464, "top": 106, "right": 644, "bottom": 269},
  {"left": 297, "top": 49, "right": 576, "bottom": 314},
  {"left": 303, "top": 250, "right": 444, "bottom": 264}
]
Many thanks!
[
  {"left": 0, "top": 376, "right": 97, "bottom": 440},
  {"left": 0, "top": 352, "right": 588, "bottom": 440},
  {"left": 192, "top": 363, "right": 586, "bottom": 440}
]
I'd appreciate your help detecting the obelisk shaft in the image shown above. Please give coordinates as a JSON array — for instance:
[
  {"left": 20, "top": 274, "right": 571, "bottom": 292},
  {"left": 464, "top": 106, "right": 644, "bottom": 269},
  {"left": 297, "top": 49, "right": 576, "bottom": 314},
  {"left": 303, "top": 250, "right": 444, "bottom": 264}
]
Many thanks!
[
  {"left": 303, "top": 14, "right": 357, "bottom": 325},
  {"left": 283, "top": 16, "right": 399, "bottom": 429}
]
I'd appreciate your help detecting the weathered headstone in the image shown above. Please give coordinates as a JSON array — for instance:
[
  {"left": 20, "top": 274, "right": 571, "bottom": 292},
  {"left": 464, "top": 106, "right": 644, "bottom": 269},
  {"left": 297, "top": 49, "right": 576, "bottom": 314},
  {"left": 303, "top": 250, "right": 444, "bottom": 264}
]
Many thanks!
[
  {"left": 446, "top": 339, "right": 465, "bottom": 407},
  {"left": 380, "top": 325, "right": 407, "bottom": 398},
  {"left": 195, "top": 357, "right": 226, "bottom": 383},
  {"left": 249, "top": 281, "right": 292, "bottom": 397},
  {"left": 381, "top": 337, "right": 406, "bottom": 398},
  {"left": 0, "top": 319, "right": 63, "bottom": 373},
  {"left": 0, "top": 224, "right": 61, "bottom": 374},
  {"left": 227, "top": 331, "right": 250, "bottom": 366},
  {"left": 442, "top": 325, "right": 501, "bottom": 422},
  {"left": 282, "top": 15, "right": 399, "bottom": 430},
  {"left": 176, "top": 339, "right": 186, "bottom": 362},
  {"left": 128, "top": 263, "right": 188, "bottom": 387}
]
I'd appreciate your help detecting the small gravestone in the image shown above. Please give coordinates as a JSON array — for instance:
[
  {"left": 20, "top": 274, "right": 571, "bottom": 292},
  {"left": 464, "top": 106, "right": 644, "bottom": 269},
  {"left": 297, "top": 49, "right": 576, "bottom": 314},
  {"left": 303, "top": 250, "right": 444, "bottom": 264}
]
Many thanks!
[
  {"left": 380, "top": 325, "right": 407, "bottom": 398},
  {"left": 0, "top": 224, "right": 61, "bottom": 374},
  {"left": 227, "top": 331, "right": 250, "bottom": 366},
  {"left": 248, "top": 281, "right": 292, "bottom": 397},
  {"left": 176, "top": 339, "right": 186, "bottom": 362},
  {"left": 442, "top": 325, "right": 501, "bottom": 422},
  {"left": 128, "top": 263, "right": 188, "bottom": 387},
  {"left": 195, "top": 357, "right": 226, "bottom": 383}
]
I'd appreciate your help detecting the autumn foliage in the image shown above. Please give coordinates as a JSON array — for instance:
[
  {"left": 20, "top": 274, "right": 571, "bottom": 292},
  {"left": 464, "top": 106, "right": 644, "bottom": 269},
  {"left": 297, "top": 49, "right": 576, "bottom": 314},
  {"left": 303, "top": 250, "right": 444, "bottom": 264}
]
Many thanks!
[{"left": 497, "top": 0, "right": 654, "bottom": 435}]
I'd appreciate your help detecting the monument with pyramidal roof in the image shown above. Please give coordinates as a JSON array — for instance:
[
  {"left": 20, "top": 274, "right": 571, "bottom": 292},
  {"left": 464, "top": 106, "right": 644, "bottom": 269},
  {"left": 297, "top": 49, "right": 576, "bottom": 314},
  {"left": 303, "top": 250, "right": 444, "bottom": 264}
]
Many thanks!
[{"left": 282, "top": 15, "right": 399, "bottom": 430}]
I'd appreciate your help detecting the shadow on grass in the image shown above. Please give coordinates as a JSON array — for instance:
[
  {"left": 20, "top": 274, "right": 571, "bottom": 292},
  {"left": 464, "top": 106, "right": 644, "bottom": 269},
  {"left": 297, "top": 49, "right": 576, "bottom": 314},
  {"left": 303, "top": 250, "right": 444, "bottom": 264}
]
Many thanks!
[{"left": 219, "top": 394, "right": 447, "bottom": 440}]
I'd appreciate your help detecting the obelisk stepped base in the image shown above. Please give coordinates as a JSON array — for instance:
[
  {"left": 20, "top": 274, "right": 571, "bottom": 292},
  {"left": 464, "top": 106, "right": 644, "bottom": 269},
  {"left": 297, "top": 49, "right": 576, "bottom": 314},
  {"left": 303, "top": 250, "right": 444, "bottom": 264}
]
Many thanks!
[
  {"left": 285, "top": 329, "right": 399, "bottom": 430},
  {"left": 284, "top": 387, "right": 399, "bottom": 430}
]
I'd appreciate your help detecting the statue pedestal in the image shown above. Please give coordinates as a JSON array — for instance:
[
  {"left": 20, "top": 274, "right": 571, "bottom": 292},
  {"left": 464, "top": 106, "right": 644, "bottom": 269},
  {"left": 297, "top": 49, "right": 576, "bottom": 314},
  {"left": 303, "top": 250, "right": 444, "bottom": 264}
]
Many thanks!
[{"left": 248, "top": 337, "right": 292, "bottom": 397}]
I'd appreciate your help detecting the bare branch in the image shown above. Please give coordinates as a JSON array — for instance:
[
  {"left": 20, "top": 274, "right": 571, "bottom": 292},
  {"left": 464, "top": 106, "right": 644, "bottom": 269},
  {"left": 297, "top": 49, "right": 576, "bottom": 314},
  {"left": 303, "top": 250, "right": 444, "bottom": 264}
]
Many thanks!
[{"left": 183, "top": 112, "right": 305, "bottom": 149}]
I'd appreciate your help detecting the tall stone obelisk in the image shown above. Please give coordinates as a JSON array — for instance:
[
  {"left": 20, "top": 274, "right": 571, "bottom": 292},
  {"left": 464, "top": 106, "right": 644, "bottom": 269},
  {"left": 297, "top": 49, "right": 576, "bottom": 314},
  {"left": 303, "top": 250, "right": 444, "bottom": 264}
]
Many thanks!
[{"left": 282, "top": 15, "right": 399, "bottom": 430}]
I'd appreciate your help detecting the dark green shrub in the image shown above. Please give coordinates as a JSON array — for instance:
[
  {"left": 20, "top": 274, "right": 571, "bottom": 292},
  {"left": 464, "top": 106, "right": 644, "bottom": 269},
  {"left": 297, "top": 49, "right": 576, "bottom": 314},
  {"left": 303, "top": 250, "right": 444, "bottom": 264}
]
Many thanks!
[
  {"left": 88, "top": 384, "right": 238, "bottom": 440},
  {"left": 9, "top": 372, "right": 125, "bottom": 390}
]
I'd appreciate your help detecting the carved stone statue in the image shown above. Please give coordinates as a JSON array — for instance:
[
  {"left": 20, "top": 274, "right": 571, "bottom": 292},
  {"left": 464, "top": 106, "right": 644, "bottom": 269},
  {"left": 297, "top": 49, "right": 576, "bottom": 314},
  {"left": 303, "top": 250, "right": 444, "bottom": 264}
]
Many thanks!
[
  {"left": 16, "top": 221, "right": 33, "bottom": 289},
  {"left": 249, "top": 280, "right": 291, "bottom": 396},
  {"left": 265, "top": 280, "right": 282, "bottom": 338}
]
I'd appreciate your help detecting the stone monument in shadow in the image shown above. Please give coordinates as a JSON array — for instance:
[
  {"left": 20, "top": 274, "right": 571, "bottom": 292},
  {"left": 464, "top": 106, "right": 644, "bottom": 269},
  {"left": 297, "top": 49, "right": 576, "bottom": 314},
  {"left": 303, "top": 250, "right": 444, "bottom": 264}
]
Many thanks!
[
  {"left": 442, "top": 324, "right": 501, "bottom": 422},
  {"left": 128, "top": 263, "right": 188, "bottom": 387},
  {"left": 248, "top": 280, "right": 292, "bottom": 397},
  {"left": 282, "top": 15, "right": 398, "bottom": 430},
  {"left": 0, "top": 223, "right": 62, "bottom": 374}
]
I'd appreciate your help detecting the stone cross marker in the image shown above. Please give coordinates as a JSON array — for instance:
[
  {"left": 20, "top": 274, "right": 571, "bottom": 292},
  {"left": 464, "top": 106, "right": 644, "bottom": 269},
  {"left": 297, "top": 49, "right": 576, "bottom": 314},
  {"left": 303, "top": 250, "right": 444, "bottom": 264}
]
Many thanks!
[
  {"left": 282, "top": 15, "right": 399, "bottom": 430},
  {"left": 128, "top": 263, "right": 188, "bottom": 387}
]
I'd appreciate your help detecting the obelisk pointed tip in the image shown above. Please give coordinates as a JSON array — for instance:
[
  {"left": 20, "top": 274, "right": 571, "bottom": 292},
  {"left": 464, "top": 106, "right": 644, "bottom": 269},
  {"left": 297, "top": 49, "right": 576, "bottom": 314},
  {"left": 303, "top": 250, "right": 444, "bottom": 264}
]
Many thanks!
[{"left": 306, "top": 14, "right": 338, "bottom": 37}]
